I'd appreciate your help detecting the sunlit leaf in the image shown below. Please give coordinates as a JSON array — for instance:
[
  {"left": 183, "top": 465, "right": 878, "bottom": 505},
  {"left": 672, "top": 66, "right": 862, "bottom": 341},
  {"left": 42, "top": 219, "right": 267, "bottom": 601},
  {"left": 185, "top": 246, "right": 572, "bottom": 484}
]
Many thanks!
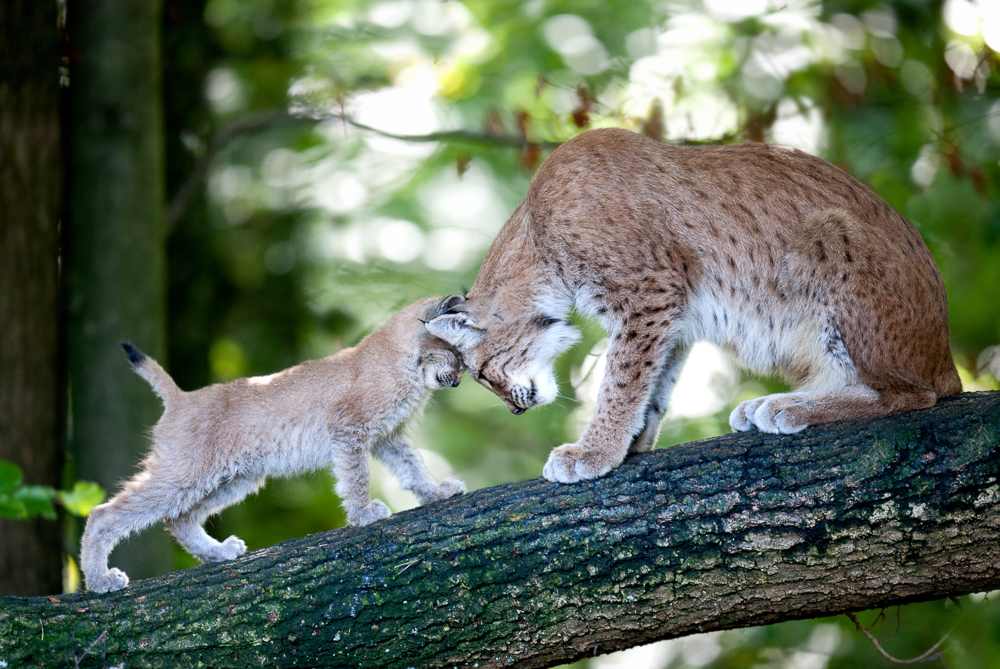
[{"left": 60, "top": 481, "right": 107, "bottom": 517}]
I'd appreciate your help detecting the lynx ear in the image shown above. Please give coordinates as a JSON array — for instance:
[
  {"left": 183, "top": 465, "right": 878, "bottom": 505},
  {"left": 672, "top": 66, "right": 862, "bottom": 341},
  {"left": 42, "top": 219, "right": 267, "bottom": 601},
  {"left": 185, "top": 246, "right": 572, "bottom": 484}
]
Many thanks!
[
  {"left": 425, "top": 312, "right": 484, "bottom": 352},
  {"left": 434, "top": 293, "right": 466, "bottom": 318}
]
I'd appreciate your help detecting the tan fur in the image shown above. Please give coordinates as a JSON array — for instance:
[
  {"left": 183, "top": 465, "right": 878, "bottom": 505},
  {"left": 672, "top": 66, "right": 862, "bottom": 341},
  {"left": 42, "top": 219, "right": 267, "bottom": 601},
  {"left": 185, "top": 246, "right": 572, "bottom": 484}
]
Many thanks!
[
  {"left": 426, "top": 128, "right": 961, "bottom": 484},
  {"left": 81, "top": 297, "right": 466, "bottom": 593}
]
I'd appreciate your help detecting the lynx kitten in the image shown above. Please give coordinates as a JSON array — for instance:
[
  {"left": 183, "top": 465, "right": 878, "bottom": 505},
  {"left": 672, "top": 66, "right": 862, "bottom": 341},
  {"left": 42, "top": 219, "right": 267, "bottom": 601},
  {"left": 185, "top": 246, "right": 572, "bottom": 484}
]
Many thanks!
[
  {"left": 426, "top": 128, "right": 961, "bottom": 484},
  {"left": 81, "top": 296, "right": 466, "bottom": 593}
]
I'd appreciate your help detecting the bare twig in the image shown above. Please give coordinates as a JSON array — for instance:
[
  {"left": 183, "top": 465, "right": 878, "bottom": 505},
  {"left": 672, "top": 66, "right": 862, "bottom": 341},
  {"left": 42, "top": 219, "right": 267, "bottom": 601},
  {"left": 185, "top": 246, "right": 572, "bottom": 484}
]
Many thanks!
[
  {"left": 845, "top": 612, "right": 952, "bottom": 668},
  {"left": 167, "top": 111, "right": 305, "bottom": 232},
  {"left": 72, "top": 631, "right": 107, "bottom": 669},
  {"left": 166, "top": 110, "right": 557, "bottom": 231}
]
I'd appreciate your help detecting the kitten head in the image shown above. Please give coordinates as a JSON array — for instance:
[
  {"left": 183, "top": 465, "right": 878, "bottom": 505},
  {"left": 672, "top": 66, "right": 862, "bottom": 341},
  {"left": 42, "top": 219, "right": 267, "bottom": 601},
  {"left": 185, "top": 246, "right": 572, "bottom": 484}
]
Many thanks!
[
  {"left": 418, "top": 337, "right": 465, "bottom": 390},
  {"left": 424, "top": 293, "right": 579, "bottom": 414}
]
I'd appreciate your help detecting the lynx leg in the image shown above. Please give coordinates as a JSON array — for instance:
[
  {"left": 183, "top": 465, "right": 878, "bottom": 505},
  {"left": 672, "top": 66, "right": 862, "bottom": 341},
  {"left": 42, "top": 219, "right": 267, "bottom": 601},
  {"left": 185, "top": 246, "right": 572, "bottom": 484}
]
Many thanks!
[
  {"left": 544, "top": 286, "right": 687, "bottom": 483},
  {"left": 80, "top": 483, "right": 173, "bottom": 593},
  {"left": 744, "top": 207, "right": 957, "bottom": 434},
  {"left": 629, "top": 344, "right": 689, "bottom": 454},
  {"left": 373, "top": 436, "right": 466, "bottom": 505},
  {"left": 164, "top": 477, "right": 260, "bottom": 562},
  {"left": 331, "top": 443, "right": 391, "bottom": 527},
  {"left": 745, "top": 385, "right": 936, "bottom": 434}
]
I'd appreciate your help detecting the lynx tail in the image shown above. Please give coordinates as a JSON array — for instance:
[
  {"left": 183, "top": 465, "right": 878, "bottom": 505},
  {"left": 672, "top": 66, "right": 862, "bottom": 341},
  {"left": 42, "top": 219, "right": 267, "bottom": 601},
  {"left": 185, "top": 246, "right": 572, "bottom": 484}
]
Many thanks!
[{"left": 120, "top": 340, "right": 181, "bottom": 406}]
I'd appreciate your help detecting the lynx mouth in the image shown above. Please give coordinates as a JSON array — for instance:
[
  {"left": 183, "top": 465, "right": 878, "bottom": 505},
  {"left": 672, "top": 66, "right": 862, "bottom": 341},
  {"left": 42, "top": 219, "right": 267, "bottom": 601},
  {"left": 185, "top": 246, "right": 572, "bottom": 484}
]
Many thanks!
[{"left": 506, "top": 400, "right": 526, "bottom": 415}]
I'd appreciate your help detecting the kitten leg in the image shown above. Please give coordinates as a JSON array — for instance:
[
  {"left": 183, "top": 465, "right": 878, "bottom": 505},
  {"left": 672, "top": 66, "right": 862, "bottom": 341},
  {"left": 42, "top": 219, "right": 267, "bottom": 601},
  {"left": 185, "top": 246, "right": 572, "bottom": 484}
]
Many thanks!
[
  {"left": 544, "top": 285, "right": 688, "bottom": 483},
  {"left": 164, "top": 477, "right": 260, "bottom": 562},
  {"left": 331, "top": 443, "right": 391, "bottom": 527},
  {"left": 629, "top": 344, "right": 689, "bottom": 454},
  {"left": 373, "top": 435, "right": 466, "bottom": 505},
  {"left": 80, "top": 480, "right": 171, "bottom": 593}
]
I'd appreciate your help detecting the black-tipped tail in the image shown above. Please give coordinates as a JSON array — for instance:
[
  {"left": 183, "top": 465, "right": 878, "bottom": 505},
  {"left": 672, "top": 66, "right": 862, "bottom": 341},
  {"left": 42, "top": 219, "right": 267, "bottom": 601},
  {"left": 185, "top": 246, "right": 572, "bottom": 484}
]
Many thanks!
[{"left": 120, "top": 340, "right": 146, "bottom": 367}]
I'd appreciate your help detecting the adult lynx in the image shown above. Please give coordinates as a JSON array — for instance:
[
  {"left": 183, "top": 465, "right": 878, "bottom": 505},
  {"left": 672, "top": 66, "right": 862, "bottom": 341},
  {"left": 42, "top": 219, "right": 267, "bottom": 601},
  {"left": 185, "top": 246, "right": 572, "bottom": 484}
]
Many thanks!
[
  {"left": 426, "top": 128, "right": 960, "bottom": 484},
  {"left": 81, "top": 296, "right": 466, "bottom": 593}
]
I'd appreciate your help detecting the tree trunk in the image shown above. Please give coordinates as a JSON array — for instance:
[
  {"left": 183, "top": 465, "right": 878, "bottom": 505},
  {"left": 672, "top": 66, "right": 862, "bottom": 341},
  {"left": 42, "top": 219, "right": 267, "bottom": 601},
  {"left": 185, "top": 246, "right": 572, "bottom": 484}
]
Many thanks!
[
  {"left": 162, "top": 0, "right": 228, "bottom": 393},
  {"left": 2, "top": 391, "right": 999, "bottom": 668},
  {"left": 64, "top": 0, "right": 172, "bottom": 580},
  {"left": 0, "top": 0, "right": 65, "bottom": 596}
]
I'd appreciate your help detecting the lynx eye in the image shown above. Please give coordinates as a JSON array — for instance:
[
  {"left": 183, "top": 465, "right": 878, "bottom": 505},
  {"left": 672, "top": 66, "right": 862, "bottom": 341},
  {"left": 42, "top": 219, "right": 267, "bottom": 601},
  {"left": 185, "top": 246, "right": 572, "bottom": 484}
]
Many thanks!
[{"left": 475, "top": 369, "right": 494, "bottom": 389}]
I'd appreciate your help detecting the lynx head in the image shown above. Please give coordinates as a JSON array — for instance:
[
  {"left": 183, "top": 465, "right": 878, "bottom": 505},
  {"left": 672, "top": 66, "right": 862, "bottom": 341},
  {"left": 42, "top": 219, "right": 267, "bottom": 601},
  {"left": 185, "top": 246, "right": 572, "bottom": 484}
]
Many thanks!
[{"left": 424, "top": 293, "right": 580, "bottom": 414}]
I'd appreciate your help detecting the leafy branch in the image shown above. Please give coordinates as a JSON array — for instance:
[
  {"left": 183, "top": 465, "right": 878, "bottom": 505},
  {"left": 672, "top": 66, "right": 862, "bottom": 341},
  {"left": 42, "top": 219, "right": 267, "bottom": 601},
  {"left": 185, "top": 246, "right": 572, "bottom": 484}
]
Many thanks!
[{"left": 0, "top": 460, "right": 104, "bottom": 520}]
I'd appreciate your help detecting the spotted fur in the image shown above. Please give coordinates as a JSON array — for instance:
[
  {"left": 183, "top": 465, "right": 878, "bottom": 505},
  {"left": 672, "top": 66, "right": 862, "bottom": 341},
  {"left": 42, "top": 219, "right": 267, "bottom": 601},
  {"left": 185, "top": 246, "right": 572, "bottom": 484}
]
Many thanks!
[{"left": 426, "top": 128, "right": 961, "bottom": 483}]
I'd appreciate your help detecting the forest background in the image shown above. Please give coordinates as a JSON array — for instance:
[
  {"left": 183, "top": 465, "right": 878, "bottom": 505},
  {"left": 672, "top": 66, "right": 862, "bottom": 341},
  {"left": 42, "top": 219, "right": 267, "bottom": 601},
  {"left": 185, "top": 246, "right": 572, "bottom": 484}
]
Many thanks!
[{"left": 2, "top": 0, "right": 1000, "bottom": 667}]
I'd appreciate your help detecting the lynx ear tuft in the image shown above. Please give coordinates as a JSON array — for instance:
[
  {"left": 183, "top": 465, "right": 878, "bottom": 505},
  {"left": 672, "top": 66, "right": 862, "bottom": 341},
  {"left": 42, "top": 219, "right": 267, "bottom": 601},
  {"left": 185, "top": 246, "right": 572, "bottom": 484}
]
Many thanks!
[
  {"left": 434, "top": 293, "right": 466, "bottom": 318},
  {"left": 425, "top": 312, "right": 484, "bottom": 351}
]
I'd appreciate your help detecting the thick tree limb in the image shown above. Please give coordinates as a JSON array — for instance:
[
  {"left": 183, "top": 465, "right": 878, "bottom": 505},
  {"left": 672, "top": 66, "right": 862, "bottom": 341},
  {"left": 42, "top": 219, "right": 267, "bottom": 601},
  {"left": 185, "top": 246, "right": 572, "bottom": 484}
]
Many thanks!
[{"left": 2, "top": 391, "right": 999, "bottom": 669}]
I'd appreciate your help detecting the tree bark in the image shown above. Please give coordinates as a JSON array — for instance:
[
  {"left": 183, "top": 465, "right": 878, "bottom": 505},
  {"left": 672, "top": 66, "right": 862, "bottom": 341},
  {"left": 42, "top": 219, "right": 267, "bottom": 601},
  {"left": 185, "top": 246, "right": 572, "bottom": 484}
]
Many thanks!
[
  {"left": 64, "top": 0, "right": 173, "bottom": 580},
  {"left": 0, "top": 0, "right": 65, "bottom": 596},
  {"left": 2, "top": 391, "right": 999, "bottom": 669}
]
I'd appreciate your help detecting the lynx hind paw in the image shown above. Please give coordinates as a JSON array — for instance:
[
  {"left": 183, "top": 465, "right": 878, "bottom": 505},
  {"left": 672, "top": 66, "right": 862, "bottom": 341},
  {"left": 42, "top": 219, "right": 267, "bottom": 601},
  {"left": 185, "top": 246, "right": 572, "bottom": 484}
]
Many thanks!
[
  {"left": 542, "top": 444, "right": 621, "bottom": 484},
  {"left": 731, "top": 394, "right": 809, "bottom": 434},
  {"left": 729, "top": 397, "right": 767, "bottom": 432},
  {"left": 89, "top": 567, "right": 129, "bottom": 593},
  {"left": 348, "top": 499, "right": 392, "bottom": 527}
]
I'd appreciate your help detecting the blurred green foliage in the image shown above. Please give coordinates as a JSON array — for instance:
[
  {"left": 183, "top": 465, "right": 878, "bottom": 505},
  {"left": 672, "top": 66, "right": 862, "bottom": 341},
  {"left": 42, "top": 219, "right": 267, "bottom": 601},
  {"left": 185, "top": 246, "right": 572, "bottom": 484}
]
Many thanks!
[
  {"left": 0, "top": 460, "right": 105, "bottom": 521},
  {"left": 157, "top": 0, "right": 1000, "bottom": 665}
]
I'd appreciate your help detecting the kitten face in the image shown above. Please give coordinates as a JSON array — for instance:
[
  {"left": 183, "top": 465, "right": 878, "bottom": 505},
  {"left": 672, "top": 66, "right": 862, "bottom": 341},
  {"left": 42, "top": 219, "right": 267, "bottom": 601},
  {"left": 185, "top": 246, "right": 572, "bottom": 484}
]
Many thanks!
[{"left": 419, "top": 340, "right": 464, "bottom": 390}]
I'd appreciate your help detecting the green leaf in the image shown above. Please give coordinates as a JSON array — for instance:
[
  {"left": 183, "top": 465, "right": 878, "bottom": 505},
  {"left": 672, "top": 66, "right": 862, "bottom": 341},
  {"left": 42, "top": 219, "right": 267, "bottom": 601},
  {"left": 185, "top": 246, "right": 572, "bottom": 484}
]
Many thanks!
[
  {"left": 60, "top": 481, "right": 106, "bottom": 517},
  {"left": 0, "top": 494, "right": 28, "bottom": 520},
  {"left": 0, "top": 460, "right": 24, "bottom": 495},
  {"left": 13, "top": 485, "right": 59, "bottom": 520}
]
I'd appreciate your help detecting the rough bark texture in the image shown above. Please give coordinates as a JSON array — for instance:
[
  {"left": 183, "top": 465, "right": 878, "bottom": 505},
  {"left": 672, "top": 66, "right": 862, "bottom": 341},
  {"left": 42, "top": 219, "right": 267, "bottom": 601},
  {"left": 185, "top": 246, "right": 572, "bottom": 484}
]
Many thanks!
[
  {"left": 0, "top": 0, "right": 65, "bottom": 596},
  {"left": 65, "top": 0, "right": 173, "bottom": 580},
  {"left": 2, "top": 391, "right": 999, "bottom": 669}
]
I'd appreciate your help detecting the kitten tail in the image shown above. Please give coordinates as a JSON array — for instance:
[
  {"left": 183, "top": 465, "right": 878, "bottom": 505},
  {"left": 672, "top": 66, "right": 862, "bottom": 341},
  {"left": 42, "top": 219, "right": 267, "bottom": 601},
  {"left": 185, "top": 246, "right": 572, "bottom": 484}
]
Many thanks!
[{"left": 120, "top": 340, "right": 181, "bottom": 407}]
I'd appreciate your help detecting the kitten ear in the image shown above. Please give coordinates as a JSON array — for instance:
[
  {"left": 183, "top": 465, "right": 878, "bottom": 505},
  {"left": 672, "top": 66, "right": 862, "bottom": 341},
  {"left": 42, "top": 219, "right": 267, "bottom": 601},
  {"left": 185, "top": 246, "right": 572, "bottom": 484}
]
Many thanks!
[
  {"left": 434, "top": 293, "right": 466, "bottom": 318},
  {"left": 425, "top": 312, "right": 484, "bottom": 352}
]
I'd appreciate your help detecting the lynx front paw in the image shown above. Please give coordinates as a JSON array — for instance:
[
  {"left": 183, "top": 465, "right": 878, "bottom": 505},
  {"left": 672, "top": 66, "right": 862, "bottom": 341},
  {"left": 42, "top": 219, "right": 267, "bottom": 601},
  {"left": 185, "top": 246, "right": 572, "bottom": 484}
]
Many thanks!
[
  {"left": 88, "top": 567, "right": 129, "bottom": 593},
  {"left": 348, "top": 499, "right": 392, "bottom": 527},
  {"left": 542, "top": 444, "right": 622, "bottom": 484}
]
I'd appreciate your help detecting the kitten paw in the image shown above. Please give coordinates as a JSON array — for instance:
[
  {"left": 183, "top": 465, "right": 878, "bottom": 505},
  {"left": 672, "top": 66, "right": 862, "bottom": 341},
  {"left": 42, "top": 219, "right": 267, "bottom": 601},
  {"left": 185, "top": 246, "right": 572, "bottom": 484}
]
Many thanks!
[
  {"left": 194, "top": 535, "right": 247, "bottom": 562},
  {"left": 432, "top": 477, "right": 467, "bottom": 502},
  {"left": 348, "top": 499, "right": 392, "bottom": 527},
  {"left": 542, "top": 444, "right": 620, "bottom": 483},
  {"left": 88, "top": 567, "right": 129, "bottom": 593},
  {"left": 219, "top": 535, "right": 248, "bottom": 560}
]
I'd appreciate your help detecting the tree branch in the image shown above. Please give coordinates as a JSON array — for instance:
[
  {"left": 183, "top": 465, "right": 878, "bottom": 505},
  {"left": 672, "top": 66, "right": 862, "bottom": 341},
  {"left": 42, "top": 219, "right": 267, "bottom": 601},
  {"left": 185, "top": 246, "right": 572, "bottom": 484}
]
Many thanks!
[
  {"left": 2, "top": 391, "right": 999, "bottom": 669},
  {"left": 166, "top": 110, "right": 556, "bottom": 231}
]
